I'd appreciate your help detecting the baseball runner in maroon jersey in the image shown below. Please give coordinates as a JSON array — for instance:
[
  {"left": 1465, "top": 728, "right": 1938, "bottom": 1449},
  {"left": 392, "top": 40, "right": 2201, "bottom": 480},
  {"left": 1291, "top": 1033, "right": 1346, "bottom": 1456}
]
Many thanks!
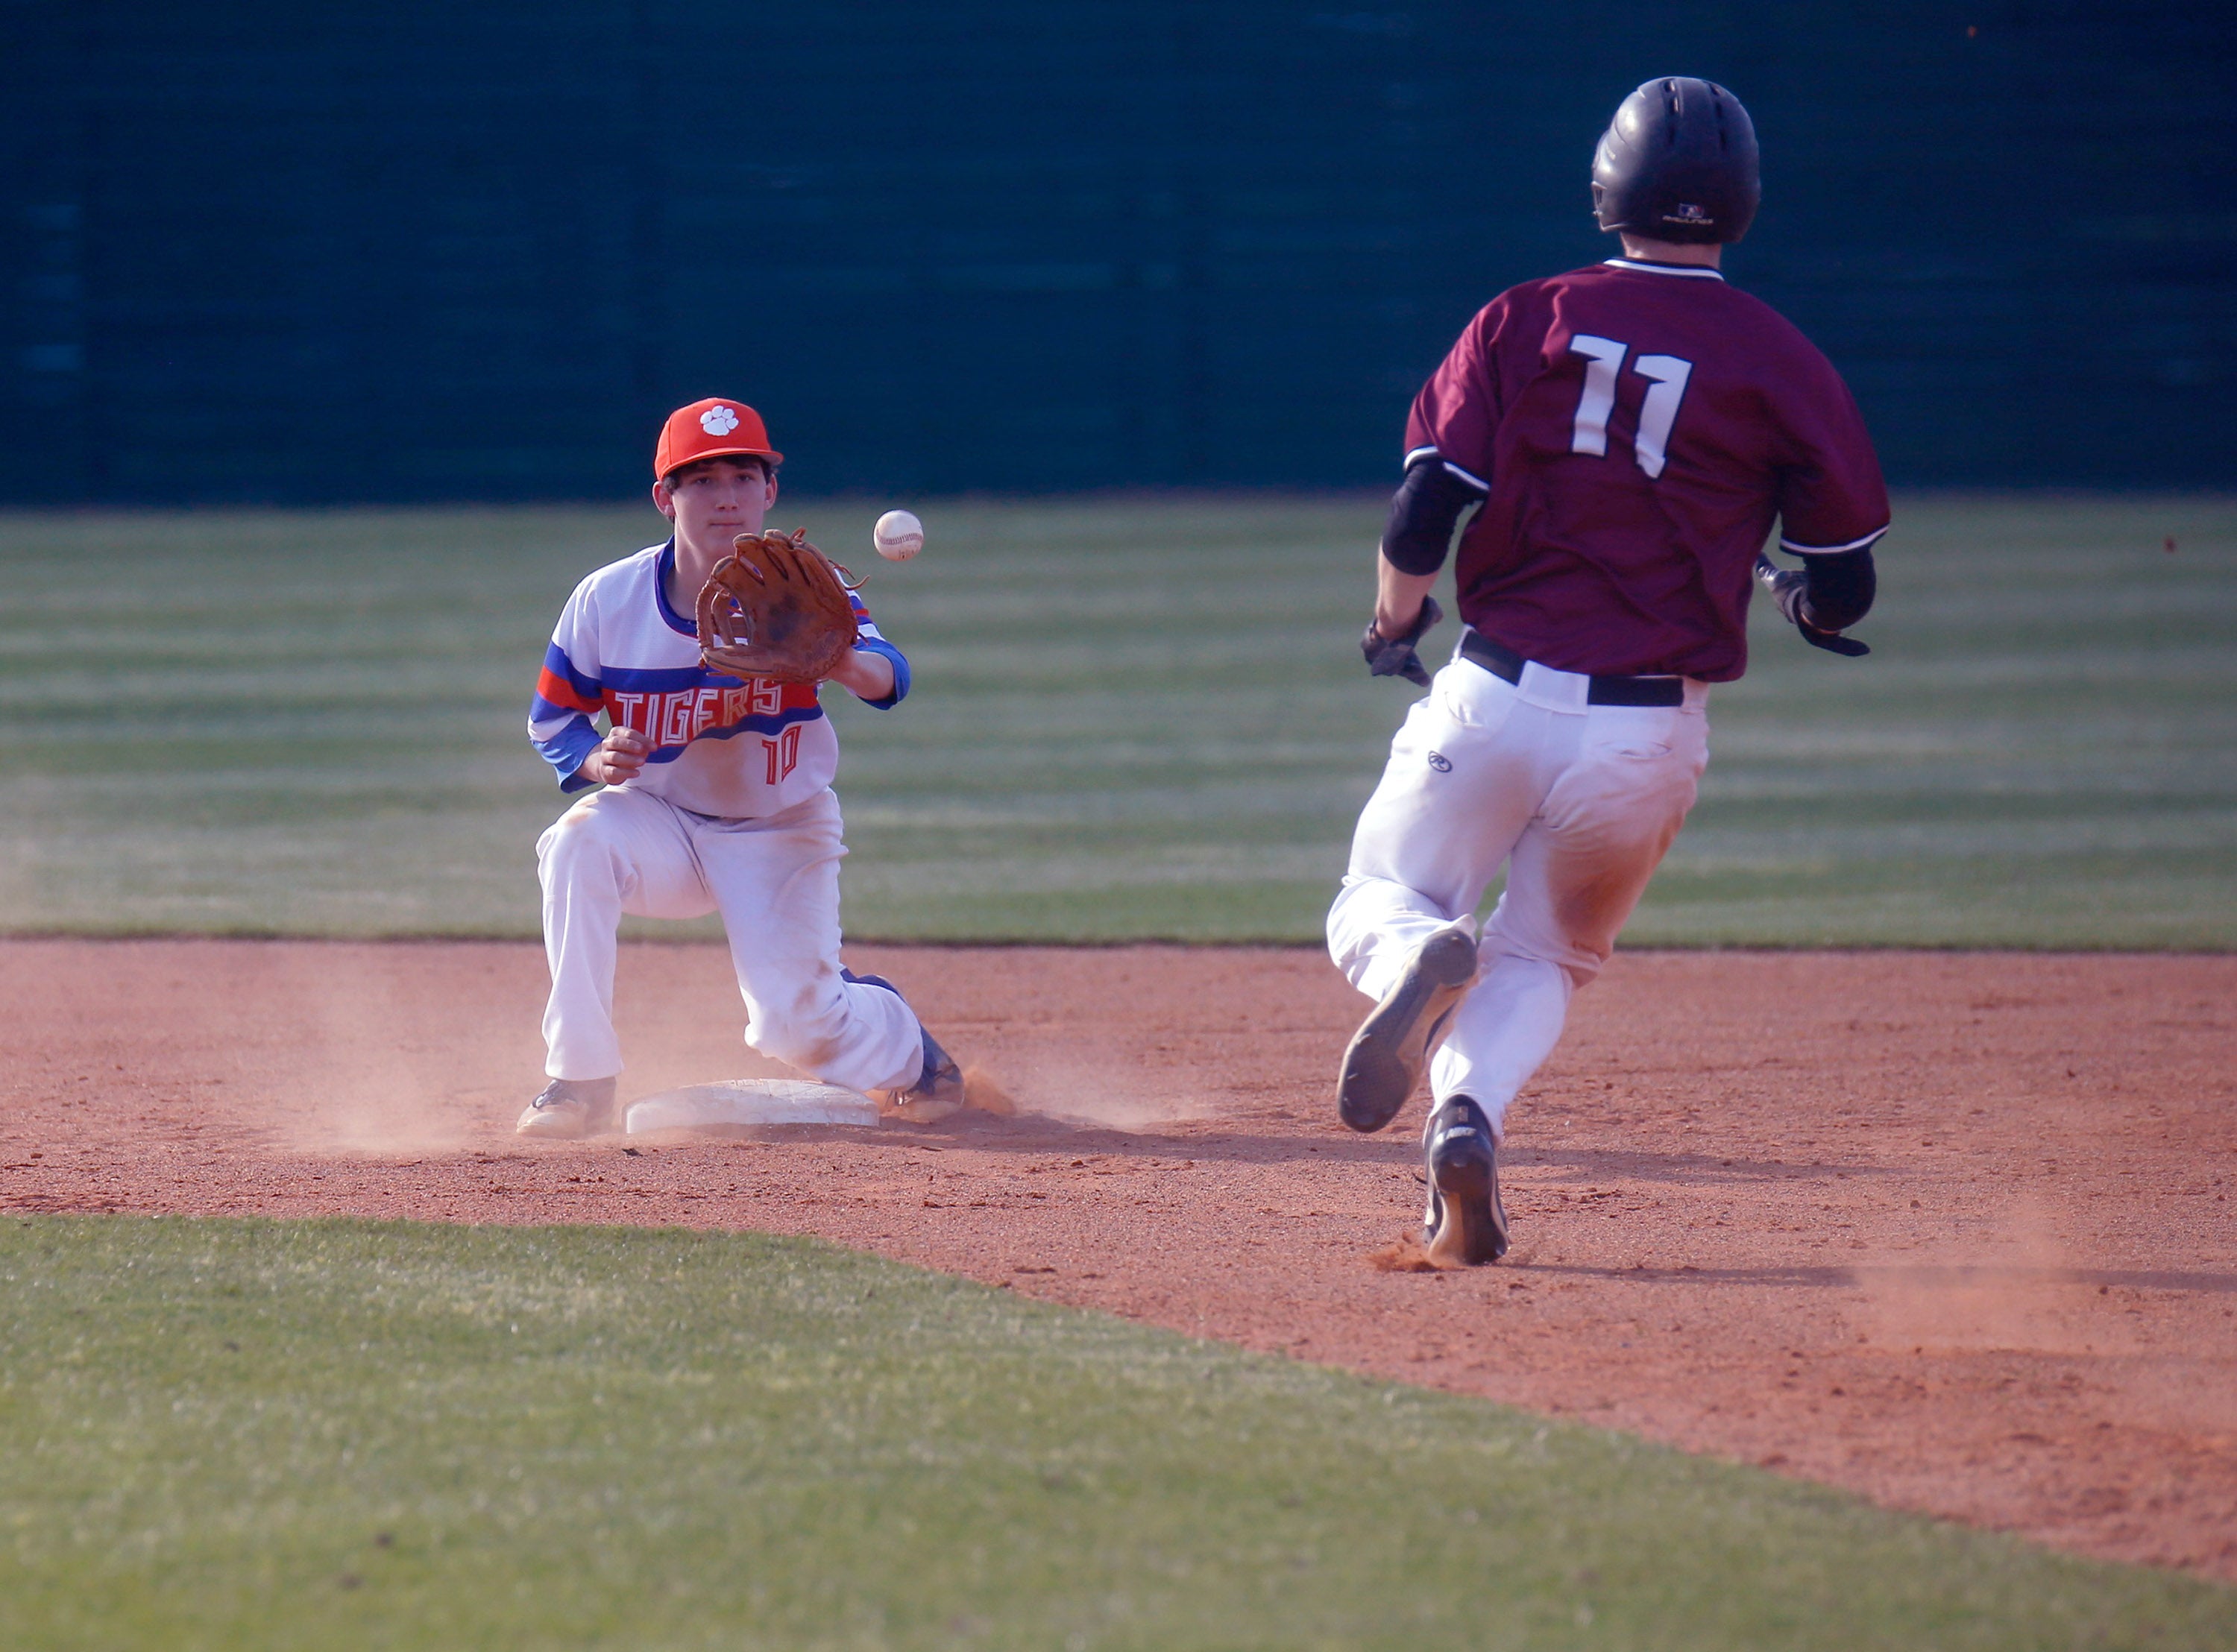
[{"left": 1330, "top": 78, "right": 1888, "bottom": 1264}]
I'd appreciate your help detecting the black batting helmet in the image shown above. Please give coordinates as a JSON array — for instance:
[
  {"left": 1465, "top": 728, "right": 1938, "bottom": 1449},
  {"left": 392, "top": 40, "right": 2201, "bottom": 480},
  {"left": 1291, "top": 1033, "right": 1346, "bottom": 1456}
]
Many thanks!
[{"left": 1591, "top": 78, "right": 1760, "bottom": 245}]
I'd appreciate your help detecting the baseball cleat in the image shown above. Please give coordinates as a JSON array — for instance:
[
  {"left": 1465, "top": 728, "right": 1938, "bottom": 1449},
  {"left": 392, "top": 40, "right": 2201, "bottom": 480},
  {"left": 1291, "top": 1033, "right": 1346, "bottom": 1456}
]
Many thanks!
[
  {"left": 1337, "top": 921, "right": 1479, "bottom": 1132},
  {"left": 873, "top": 1027, "right": 969, "bottom": 1125},
  {"left": 1421, "top": 1095, "right": 1508, "bottom": 1266},
  {"left": 515, "top": 1076, "right": 619, "bottom": 1140}
]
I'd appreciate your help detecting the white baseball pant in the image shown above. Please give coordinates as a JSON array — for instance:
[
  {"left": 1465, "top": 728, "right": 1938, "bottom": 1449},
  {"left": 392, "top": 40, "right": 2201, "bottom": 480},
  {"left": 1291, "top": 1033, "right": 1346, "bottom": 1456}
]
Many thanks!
[
  {"left": 1327, "top": 649, "right": 1710, "bottom": 1139},
  {"left": 537, "top": 785, "right": 925, "bottom": 1094}
]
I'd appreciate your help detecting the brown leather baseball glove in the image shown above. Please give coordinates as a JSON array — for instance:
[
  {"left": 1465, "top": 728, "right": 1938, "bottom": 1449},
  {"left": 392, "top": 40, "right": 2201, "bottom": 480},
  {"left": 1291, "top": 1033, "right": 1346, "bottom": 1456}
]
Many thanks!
[{"left": 696, "top": 528, "right": 862, "bottom": 683}]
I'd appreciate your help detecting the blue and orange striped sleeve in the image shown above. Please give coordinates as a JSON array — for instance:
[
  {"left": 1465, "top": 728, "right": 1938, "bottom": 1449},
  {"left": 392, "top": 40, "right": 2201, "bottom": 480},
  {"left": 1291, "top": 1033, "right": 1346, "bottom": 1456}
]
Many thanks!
[
  {"left": 849, "top": 591, "right": 910, "bottom": 710},
  {"left": 528, "top": 636, "right": 605, "bottom": 789}
]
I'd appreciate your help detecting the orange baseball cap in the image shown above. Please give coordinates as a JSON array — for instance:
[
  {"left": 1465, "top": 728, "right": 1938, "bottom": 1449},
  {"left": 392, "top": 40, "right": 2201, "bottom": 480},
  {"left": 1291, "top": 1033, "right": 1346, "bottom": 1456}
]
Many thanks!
[{"left": 653, "top": 397, "right": 783, "bottom": 479}]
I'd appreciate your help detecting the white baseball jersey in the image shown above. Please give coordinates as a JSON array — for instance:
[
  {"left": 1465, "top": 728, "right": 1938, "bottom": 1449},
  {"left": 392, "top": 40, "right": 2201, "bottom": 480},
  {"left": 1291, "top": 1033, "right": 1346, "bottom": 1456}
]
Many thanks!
[{"left": 528, "top": 539, "right": 907, "bottom": 819}]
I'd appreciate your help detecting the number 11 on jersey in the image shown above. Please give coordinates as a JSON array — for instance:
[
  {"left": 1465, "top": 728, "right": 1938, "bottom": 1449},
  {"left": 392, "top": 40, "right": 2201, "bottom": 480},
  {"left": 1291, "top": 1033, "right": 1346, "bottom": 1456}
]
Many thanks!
[{"left": 1569, "top": 335, "right": 1693, "bottom": 480}]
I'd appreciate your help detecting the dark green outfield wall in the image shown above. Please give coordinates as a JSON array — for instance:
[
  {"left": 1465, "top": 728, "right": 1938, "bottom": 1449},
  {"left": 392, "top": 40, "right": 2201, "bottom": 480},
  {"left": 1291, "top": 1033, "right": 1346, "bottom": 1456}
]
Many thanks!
[{"left": 3, "top": 1, "right": 2231, "bottom": 502}]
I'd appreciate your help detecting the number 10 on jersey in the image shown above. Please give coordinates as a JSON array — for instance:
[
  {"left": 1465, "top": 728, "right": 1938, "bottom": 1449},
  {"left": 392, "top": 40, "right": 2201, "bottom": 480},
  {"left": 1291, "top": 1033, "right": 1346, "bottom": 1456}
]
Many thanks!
[
  {"left": 1569, "top": 335, "right": 1693, "bottom": 479},
  {"left": 763, "top": 723, "right": 802, "bottom": 785}
]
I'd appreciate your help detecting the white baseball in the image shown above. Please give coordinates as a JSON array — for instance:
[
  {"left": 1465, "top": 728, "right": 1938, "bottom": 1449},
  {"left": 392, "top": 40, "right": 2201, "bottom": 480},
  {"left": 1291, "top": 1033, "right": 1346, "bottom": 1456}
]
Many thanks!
[{"left": 873, "top": 509, "right": 924, "bottom": 562}]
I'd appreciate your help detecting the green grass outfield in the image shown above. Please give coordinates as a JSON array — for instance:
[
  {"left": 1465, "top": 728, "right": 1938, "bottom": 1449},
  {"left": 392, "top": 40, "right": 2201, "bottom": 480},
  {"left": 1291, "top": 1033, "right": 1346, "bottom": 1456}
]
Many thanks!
[
  {"left": 3, "top": 1214, "right": 2230, "bottom": 1651},
  {"left": 1, "top": 494, "right": 2230, "bottom": 945}
]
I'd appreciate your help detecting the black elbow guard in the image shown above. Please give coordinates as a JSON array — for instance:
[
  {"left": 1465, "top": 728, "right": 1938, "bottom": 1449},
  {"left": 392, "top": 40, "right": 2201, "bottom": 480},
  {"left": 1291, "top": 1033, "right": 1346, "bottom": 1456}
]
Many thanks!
[
  {"left": 1799, "top": 547, "right": 1876, "bottom": 633},
  {"left": 1381, "top": 456, "right": 1487, "bottom": 576}
]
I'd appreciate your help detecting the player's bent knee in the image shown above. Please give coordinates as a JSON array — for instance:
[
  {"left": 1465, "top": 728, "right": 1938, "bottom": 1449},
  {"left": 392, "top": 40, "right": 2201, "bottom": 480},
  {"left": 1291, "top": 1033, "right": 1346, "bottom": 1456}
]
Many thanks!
[
  {"left": 743, "top": 983, "right": 855, "bottom": 1073},
  {"left": 540, "top": 796, "right": 631, "bottom": 858},
  {"left": 1482, "top": 936, "right": 1605, "bottom": 994},
  {"left": 537, "top": 802, "right": 644, "bottom": 898}
]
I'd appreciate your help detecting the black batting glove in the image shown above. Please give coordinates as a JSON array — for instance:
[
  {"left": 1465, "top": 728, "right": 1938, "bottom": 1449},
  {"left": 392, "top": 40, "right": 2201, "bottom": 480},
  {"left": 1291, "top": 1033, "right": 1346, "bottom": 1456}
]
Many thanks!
[
  {"left": 1797, "top": 618, "right": 1870, "bottom": 658},
  {"left": 1361, "top": 596, "right": 1442, "bottom": 687},
  {"left": 1755, "top": 557, "right": 1869, "bottom": 658},
  {"left": 1756, "top": 557, "right": 1807, "bottom": 622}
]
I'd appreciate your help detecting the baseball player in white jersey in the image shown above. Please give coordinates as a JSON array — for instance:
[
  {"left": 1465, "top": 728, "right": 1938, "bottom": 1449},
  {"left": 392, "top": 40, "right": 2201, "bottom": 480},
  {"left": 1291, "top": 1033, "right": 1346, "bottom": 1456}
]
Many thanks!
[
  {"left": 518, "top": 397, "right": 972, "bottom": 1138},
  {"left": 1331, "top": 81, "right": 1889, "bottom": 1263}
]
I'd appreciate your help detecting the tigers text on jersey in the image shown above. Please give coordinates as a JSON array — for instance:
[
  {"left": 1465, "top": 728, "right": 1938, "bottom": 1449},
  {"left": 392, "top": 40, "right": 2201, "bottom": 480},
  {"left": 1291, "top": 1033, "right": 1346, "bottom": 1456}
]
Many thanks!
[
  {"left": 1409, "top": 258, "right": 1889, "bottom": 681},
  {"left": 528, "top": 540, "right": 909, "bottom": 819}
]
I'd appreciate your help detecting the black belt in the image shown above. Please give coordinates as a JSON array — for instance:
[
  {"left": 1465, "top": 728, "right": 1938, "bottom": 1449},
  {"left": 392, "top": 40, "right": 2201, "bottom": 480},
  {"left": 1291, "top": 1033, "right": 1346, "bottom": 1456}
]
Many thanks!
[{"left": 1459, "top": 631, "right": 1685, "bottom": 707}]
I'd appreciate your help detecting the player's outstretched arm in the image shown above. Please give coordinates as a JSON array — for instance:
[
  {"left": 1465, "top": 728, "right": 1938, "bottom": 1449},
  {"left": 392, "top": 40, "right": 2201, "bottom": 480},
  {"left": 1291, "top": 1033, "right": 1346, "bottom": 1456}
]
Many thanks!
[{"left": 824, "top": 646, "right": 897, "bottom": 703}]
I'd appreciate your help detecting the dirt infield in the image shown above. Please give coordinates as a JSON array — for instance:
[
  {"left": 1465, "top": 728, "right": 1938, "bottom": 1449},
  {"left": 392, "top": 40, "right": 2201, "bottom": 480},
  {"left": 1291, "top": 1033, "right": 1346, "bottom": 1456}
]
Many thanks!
[{"left": 3, "top": 939, "right": 2232, "bottom": 1579}]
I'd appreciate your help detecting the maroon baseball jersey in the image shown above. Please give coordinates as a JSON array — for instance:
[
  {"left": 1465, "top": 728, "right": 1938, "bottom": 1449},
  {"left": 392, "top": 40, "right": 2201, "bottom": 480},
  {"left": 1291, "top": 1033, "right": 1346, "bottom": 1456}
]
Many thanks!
[{"left": 1407, "top": 258, "right": 1888, "bottom": 681}]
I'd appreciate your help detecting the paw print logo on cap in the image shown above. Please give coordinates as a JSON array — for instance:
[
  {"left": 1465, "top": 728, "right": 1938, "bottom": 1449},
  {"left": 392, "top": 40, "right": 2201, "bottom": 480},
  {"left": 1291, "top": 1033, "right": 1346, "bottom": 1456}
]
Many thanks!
[{"left": 699, "top": 404, "right": 740, "bottom": 436}]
